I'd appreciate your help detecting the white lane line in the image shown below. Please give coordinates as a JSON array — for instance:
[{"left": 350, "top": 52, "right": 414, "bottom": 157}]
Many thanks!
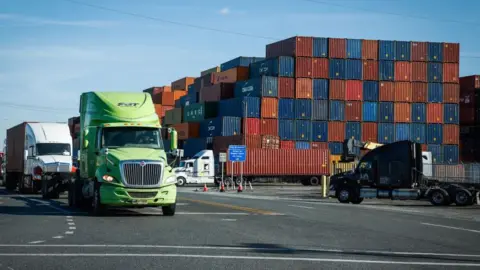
[
  {"left": 0, "top": 253, "right": 478, "bottom": 266},
  {"left": 176, "top": 212, "right": 249, "bottom": 215},
  {"left": 28, "top": 241, "right": 45, "bottom": 244},
  {"left": 221, "top": 219, "right": 237, "bottom": 221},
  {"left": 68, "top": 223, "right": 75, "bottom": 226},
  {"left": 176, "top": 203, "right": 189, "bottom": 206},
  {"left": 421, "top": 223, "right": 480, "bottom": 234},
  {"left": 66, "top": 216, "right": 73, "bottom": 218},
  {"left": 52, "top": 236, "right": 64, "bottom": 239},
  {"left": 288, "top": 204, "right": 314, "bottom": 209},
  {"left": 69, "top": 227, "right": 76, "bottom": 230},
  {"left": 64, "top": 231, "right": 74, "bottom": 235}
]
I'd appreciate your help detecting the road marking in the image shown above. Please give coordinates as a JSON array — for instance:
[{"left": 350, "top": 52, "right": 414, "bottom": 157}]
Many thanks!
[
  {"left": 69, "top": 227, "right": 76, "bottom": 230},
  {"left": 180, "top": 198, "right": 281, "bottom": 215},
  {"left": 68, "top": 223, "right": 75, "bottom": 226},
  {"left": 288, "top": 204, "right": 314, "bottom": 209},
  {"left": 421, "top": 223, "right": 480, "bottom": 234},
  {"left": 64, "top": 231, "right": 74, "bottom": 235},
  {"left": 221, "top": 219, "right": 236, "bottom": 221},
  {"left": 28, "top": 241, "right": 45, "bottom": 244},
  {"left": 0, "top": 253, "right": 478, "bottom": 266},
  {"left": 52, "top": 236, "right": 64, "bottom": 239},
  {"left": 66, "top": 216, "right": 73, "bottom": 218},
  {"left": 177, "top": 212, "right": 249, "bottom": 215},
  {"left": 176, "top": 203, "right": 189, "bottom": 206}
]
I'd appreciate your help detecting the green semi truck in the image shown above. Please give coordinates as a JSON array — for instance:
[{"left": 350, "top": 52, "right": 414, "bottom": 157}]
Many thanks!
[{"left": 68, "top": 92, "right": 179, "bottom": 216}]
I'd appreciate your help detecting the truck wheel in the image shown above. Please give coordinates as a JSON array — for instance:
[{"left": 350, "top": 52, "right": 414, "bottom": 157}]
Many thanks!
[
  {"left": 429, "top": 189, "right": 451, "bottom": 206},
  {"left": 68, "top": 182, "right": 74, "bottom": 207},
  {"left": 5, "top": 174, "right": 17, "bottom": 191},
  {"left": 453, "top": 189, "right": 473, "bottom": 206},
  {"left": 309, "top": 176, "right": 320, "bottom": 186},
  {"left": 91, "top": 184, "right": 105, "bottom": 216},
  {"left": 176, "top": 177, "right": 186, "bottom": 187},
  {"left": 162, "top": 203, "right": 176, "bottom": 216},
  {"left": 337, "top": 187, "right": 351, "bottom": 203}
]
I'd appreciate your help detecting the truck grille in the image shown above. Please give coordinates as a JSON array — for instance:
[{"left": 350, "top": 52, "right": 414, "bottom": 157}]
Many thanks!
[
  {"left": 44, "top": 162, "right": 70, "bottom": 173},
  {"left": 121, "top": 161, "right": 163, "bottom": 188},
  {"left": 127, "top": 191, "right": 158, "bottom": 198}
]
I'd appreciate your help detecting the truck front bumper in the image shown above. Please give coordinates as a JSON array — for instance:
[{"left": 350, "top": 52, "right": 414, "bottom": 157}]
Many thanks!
[{"left": 100, "top": 184, "right": 176, "bottom": 207}]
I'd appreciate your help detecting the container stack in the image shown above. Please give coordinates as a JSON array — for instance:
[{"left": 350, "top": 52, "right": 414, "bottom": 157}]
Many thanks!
[
  {"left": 143, "top": 80, "right": 190, "bottom": 122},
  {"left": 67, "top": 116, "right": 81, "bottom": 165},
  {"left": 459, "top": 75, "right": 480, "bottom": 162}
]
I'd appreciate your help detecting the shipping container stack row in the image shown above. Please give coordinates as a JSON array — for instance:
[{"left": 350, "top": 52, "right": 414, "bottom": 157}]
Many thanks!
[
  {"left": 143, "top": 80, "right": 191, "bottom": 121},
  {"left": 67, "top": 116, "right": 81, "bottom": 166},
  {"left": 459, "top": 75, "right": 480, "bottom": 162}
]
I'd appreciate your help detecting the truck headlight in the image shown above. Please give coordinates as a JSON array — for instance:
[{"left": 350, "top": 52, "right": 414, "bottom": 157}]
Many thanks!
[
  {"left": 102, "top": 175, "right": 114, "bottom": 182},
  {"left": 164, "top": 175, "right": 177, "bottom": 184}
]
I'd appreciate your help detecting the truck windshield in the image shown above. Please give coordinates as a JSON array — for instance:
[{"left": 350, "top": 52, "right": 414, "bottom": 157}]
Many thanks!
[
  {"left": 102, "top": 127, "right": 163, "bottom": 149},
  {"left": 36, "top": 143, "right": 71, "bottom": 155},
  {"left": 179, "top": 161, "right": 185, "bottom": 167}
]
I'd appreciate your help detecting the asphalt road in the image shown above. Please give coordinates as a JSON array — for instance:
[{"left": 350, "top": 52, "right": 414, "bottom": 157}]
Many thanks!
[{"left": 0, "top": 186, "right": 479, "bottom": 270}]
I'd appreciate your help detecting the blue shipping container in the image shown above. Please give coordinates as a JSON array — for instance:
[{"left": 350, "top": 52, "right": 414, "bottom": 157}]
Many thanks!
[
  {"left": 313, "top": 37, "right": 328, "bottom": 57},
  {"left": 346, "top": 39, "right": 362, "bottom": 59},
  {"left": 329, "top": 100, "right": 345, "bottom": 121},
  {"left": 379, "top": 102, "right": 394, "bottom": 122},
  {"left": 174, "top": 99, "right": 182, "bottom": 108},
  {"left": 395, "top": 123, "right": 410, "bottom": 141},
  {"left": 295, "top": 99, "right": 312, "bottom": 119},
  {"left": 199, "top": 116, "right": 241, "bottom": 137},
  {"left": 428, "top": 144, "right": 442, "bottom": 164},
  {"left": 234, "top": 76, "right": 278, "bottom": 98},
  {"left": 311, "top": 121, "right": 328, "bottom": 142},
  {"left": 444, "top": 104, "right": 459, "bottom": 124},
  {"left": 295, "top": 141, "right": 310, "bottom": 150},
  {"left": 379, "top": 40, "right": 395, "bottom": 60},
  {"left": 346, "top": 122, "right": 361, "bottom": 140},
  {"left": 295, "top": 120, "right": 311, "bottom": 141},
  {"left": 345, "top": 59, "right": 362, "bottom": 80},
  {"left": 363, "top": 81, "right": 379, "bottom": 101},
  {"left": 378, "top": 123, "right": 394, "bottom": 144},
  {"left": 184, "top": 138, "right": 209, "bottom": 158},
  {"left": 379, "top": 61, "right": 395, "bottom": 81},
  {"left": 410, "top": 123, "right": 426, "bottom": 143},
  {"left": 428, "top": 42, "right": 443, "bottom": 62},
  {"left": 443, "top": 145, "right": 459, "bottom": 164},
  {"left": 427, "top": 124, "right": 443, "bottom": 144},
  {"left": 313, "top": 79, "right": 329, "bottom": 99},
  {"left": 329, "top": 59, "right": 345, "bottom": 79},
  {"left": 312, "top": 100, "right": 328, "bottom": 120},
  {"left": 427, "top": 83, "right": 443, "bottom": 103},
  {"left": 412, "top": 103, "right": 426, "bottom": 123},
  {"left": 362, "top": 102, "right": 378, "bottom": 122},
  {"left": 329, "top": 142, "right": 343, "bottom": 155},
  {"left": 279, "top": 120, "right": 295, "bottom": 140},
  {"left": 278, "top": 99, "right": 295, "bottom": 119},
  {"left": 220, "top": 56, "right": 264, "bottom": 72},
  {"left": 249, "top": 56, "right": 294, "bottom": 78},
  {"left": 428, "top": 63, "right": 443, "bottom": 83},
  {"left": 395, "top": 41, "right": 411, "bottom": 61},
  {"left": 218, "top": 97, "right": 260, "bottom": 118}
]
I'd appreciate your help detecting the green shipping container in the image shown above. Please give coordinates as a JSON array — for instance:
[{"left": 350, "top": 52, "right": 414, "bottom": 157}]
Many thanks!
[
  {"left": 183, "top": 102, "right": 218, "bottom": 123},
  {"left": 201, "top": 66, "right": 220, "bottom": 77},
  {"left": 164, "top": 108, "right": 183, "bottom": 125}
]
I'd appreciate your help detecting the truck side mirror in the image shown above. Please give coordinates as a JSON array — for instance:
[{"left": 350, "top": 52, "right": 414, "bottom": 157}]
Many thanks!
[
  {"left": 83, "top": 129, "right": 89, "bottom": 149},
  {"left": 169, "top": 128, "right": 178, "bottom": 151},
  {"left": 83, "top": 139, "right": 89, "bottom": 149},
  {"left": 25, "top": 150, "right": 29, "bottom": 159}
]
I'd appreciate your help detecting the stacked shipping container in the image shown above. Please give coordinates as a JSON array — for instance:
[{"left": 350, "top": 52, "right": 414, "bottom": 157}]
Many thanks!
[{"left": 459, "top": 75, "right": 480, "bottom": 162}]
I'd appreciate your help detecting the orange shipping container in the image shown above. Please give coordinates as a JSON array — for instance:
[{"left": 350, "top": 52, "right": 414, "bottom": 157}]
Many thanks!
[
  {"left": 394, "top": 103, "right": 411, "bottom": 123},
  {"left": 362, "top": 40, "right": 378, "bottom": 60},
  {"left": 261, "top": 98, "right": 278, "bottom": 118},
  {"left": 395, "top": 62, "right": 411, "bottom": 82},
  {"left": 172, "top": 123, "right": 200, "bottom": 140},
  {"left": 154, "top": 104, "right": 173, "bottom": 117},
  {"left": 312, "top": 58, "right": 329, "bottom": 79},
  {"left": 363, "top": 60, "right": 378, "bottom": 80},
  {"left": 329, "top": 80, "right": 345, "bottom": 100},
  {"left": 152, "top": 86, "right": 171, "bottom": 95},
  {"left": 362, "top": 123, "right": 378, "bottom": 142},
  {"left": 443, "top": 83, "right": 460, "bottom": 103},
  {"left": 328, "top": 122, "right": 346, "bottom": 142},
  {"left": 443, "top": 63, "right": 459, "bottom": 83},
  {"left": 395, "top": 82, "right": 412, "bottom": 102},
  {"left": 411, "top": 82, "right": 428, "bottom": 102},
  {"left": 212, "top": 67, "right": 249, "bottom": 84},
  {"left": 153, "top": 92, "right": 175, "bottom": 105},
  {"left": 345, "top": 101, "right": 362, "bottom": 121},
  {"left": 260, "top": 118, "right": 278, "bottom": 136},
  {"left": 295, "top": 78, "right": 313, "bottom": 99},
  {"left": 345, "top": 80, "right": 362, "bottom": 100},
  {"left": 379, "top": 82, "right": 395, "bottom": 101},
  {"left": 296, "top": 57, "right": 312, "bottom": 78},
  {"left": 173, "top": 90, "right": 187, "bottom": 100},
  {"left": 443, "top": 125, "right": 459, "bottom": 145},
  {"left": 411, "top": 42, "right": 428, "bottom": 61},
  {"left": 427, "top": 103, "right": 443, "bottom": 123},
  {"left": 279, "top": 77, "right": 295, "bottom": 98},
  {"left": 171, "top": 77, "right": 195, "bottom": 90},
  {"left": 443, "top": 43, "right": 460, "bottom": 63},
  {"left": 412, "top": 62, "right": 427, "bottom": 82}
]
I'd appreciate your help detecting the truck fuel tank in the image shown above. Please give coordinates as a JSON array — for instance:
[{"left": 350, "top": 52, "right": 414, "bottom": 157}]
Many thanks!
[
  {"left": 360, "top": 188, "right": 377, "bottom": 199},
  {"left": 391, "top": 189, "right": 421, "bottom": 200}
]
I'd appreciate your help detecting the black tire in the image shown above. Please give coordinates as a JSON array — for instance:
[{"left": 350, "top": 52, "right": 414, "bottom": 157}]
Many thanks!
[
  {"left": 429, "top": 189, "right": 451, "bottom": 206},
  {"left": 336, "top": 186, "right": 351, "bottom": 204},
  {"left": 309, "top": 176, "right": 320, "bottom": 186},
  {"left": 453, "top": 189, "right": 473, "bottom": 206},
  {"left": 67, "top": 181, "right": 74, "bottom": 207},
  {"left": 91, "top": 183, "right": 105, "bottom": 216},
  {"left": 176, "top": 177, "right": 186, "bottom": 187},
  {"left": 41, "top": 177, "right": 50, "bottom": 199},
  {"left": 162, "top": 203, "right": 176, "bottom": 216},
  {"left": 5, "top": 174, "right": 17, "bottom": 191}
]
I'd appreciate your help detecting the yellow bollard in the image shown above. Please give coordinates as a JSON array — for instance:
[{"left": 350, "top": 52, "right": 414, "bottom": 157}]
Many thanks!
[{"left": 322, "top": 175, "right": 327, "bottom": 198}]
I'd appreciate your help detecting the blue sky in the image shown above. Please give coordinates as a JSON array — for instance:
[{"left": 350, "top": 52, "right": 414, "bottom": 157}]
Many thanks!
[{"left": 0, "top": 0, "right": 479, "bottom": 145}]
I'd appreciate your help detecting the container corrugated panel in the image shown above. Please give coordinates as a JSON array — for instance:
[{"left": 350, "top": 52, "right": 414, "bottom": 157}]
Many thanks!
[
  {"left": 346, "top": 39, "right": 362, "bottom": 59},
  {"left": 329, "top": 59, "right": 345, "bottom": 79},
  {"left": 212, "top": 67, "right": 249, "bottom": 84},
  {"left": 443, "top": 124, "right": 459, "bottom": 145},
  {"left": 171, "top": 77, "right": 195, "bottom": 91},
  {"left": 394, "top": 103, "right": 411, "bottom": 123},
  {"left": 395, "top": 82, "right": 412, "bottom": 102},
  {"left": 379, "top": 61, "right": 394, "bottom": 81},
  {"left": 426, "top": 103, "right": 443, "bottom": 123},
  {"left": 395, "top": 62, "right": 411, "bottom": 82},
  {"left": 378, "top": 123, "right": 394, "bottom": 144},
  {"left": 295, "top": 99, "right": 312, "bottom": 119},
  {"left": 395, "top": 123, "right": 410, "bottom": 141},
  {"left": 362, "top": 40, "right": 378, "bottom": 60},
  {"left": 427, "top": 144, "right": 442, "bottom": 164},
  {"left": 410, "top": 123, "right": 426, "bottom": 143},
  {"left": 328, "top": 122, "right": 346, "bottom": 142},
  {"left": 311, "top": 121, "right": 328, "bottom": 142},
  {"left": 172, "top": 123, "right": 200, "bottom": 140},
  {"left": 234, "top": 76, "right": 278, "bottom": 98},
  {"left": 379, "top": 40, "right": 395, "bottom": 60},
  {"left": 428, "top": 83, "right": 443, "bottom": 103},
  {"left": 345, "top": 101, "right": 362, "bottom": 121},
  {"left": 265, "top": 36, "right": 313, "bottom": 57},
  {"left": 260, "top": 119, "right": 278, "bottom": 136},
  {"left": 329, "top": 142, "right": 343, "bottom": 155},
  {"left": 460, "top": 75, "right": 480, "bottom": 90},
  {"left": 212, "top": 135, "right": 262, "bottom": 153},
  {"left": 443, "top": 43, "right": 460, "bottom": 63},
  {"left": 201, "top": 66, "right": 220, "bottom": 77},
  {"left": 345, "top": 80, "right": 363, "bottom": 100},
  {"left": 249, "top": 56, "right": 294, "bottom": 78},
  {"left": 164, "top": 108, "right": 182, "bottom": 125},
  {"left": 443, "top": 145, "right": 459, "bottom": 164},
  {"left": 363, "top": 81, "right": 378, "bottom": 101},
  {"left": 312, "top": 100, "right": 328, "bottom": 120},
  {"left": 261, "top": 97, "right": 279, "bottom": 118},
  {"left": 183, "top": 102, "right": 218, "bottom": 122},
  {"left": 443, "top": 63, "right": 459, "bottom": 83},
  {"left": 279, "top": 120, "right": 295, "bottom": 140},
  {"left": 313, "top": 79, "right": 329, "bottom": 99},
  {"left": 428, "top": 42, "right": 443, "bottom": 62},
  {"left": 312, "top": 58, "right": 329, "bottom": 79},
  {"left": 184, "top": 138, "right": 210, "bottom": 158},
  {"left": 200, "top": 83, "right": 235, "bottom": 102},
  {"left": 345, "top": 59, "right": 362, "bottom": 80},
  {"left": 412, "top": 62, "right": 427, "bottom": 82},
  {"left": 427, "top": 63, "right": 443, "bottom": 83},
  {"left": 295, "top": 141, "right": 310, "bottom": 150},
  {"left": 311, "top": 142, "right": 328, "bottom": 149},
  {"left": 329, "top": 100, "right": 345, "bottom": 121},
  {"left": 278, "top": 99, "right": 295, "bottom": 119},
  {"left": 379, "top": 82, "right": 395, "bottom": 101},
  {"left": 218, "top": 97, "right": 260, "bottom": 118},
  {"left": 427, "top": 124, "right": 443, "bottom": 144},
  {"left": 443, "top": 83, "right": 460, "bottom": 103},
  {"left": 296, "top": 57, "right": 313, "bottom": 78},
  {"left": 395, "top": 41, "right": 411, "bottom": 61},
  {"left": 280, "top": 141, "right": 295, "bottom": 149},
  {"left": 295, "top": 120, "right": 311, "bottom": 141},
  {"left": 362, "top": 102, "right": 378, "bottom": 122},
  {"left": 362, "top": 122, "right": 377, "bottom": 141},
  {"left": 199, "top": 117, "right": 241, "bottom": 137},
  {"left": 379, "top": 102, "right": 394, "bottom": 122},
  {"left": 220, "top": 56, "right": 264, "bottom": 72},
  {"left": 295, "top": 78, "right": 313, "bottom": 99},
  {"left": 363, "top": 60, "right": 378, "bottom": 80},
  {"left": 329, "top": 38, "right": 346, "bottom": 59},
  {"left": 279, "top": 77, "right": 295, "bottom": 98},
  {"left": 346, "top": 122, "right": 361, "bottom": 140},
  {"left": 444, "top": 104, "right": 459, "bottom": 124},
  {"left": 412, "top": 103, "right": 426, "bottom": 123},
  {"left": 313, "top": 37, "right": 328, "bottom": 57},
  {"left": 412, "top": 82, "right": 428, "bottom": 102},
  {"left": 329, "top": 80, "right": 345, "bottom": 100},
  {"left": 412, "top": 42, "right": 428, "bottom": 61},
  {"left": 243, "top": 118, "right": 260, "bottom": 135}
]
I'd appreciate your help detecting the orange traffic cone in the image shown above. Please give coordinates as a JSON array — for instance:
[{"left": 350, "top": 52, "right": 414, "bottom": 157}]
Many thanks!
[
  {"left": 237, "top": 184, "right": 243, "bottom": 193},
  {"left": 203, "top": 184, "right": 208, "bottom": 192},
  {"left": 220, "top": 183, "right": 225, "bottom": 192}
]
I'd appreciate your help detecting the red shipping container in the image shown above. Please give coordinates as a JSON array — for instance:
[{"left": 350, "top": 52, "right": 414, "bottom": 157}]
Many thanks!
[
  {"left": 199, "top": 83, "right": 234, "bottom": 102},
  {"left": 362, "top": 40, "right": 378, "bottom": 60},
  {"left": 411, "top": 42, "right": 428, "bottom": 61},
  {"left": 213, "top": 135, "right": 262, "bottom": 153},
  {"left": 266, "top": 36, "right": 313, "bottom": 57},
  {"left": 242, "top": 118, "right": 260, "bottom": 135},
  {"left": 329, "top": 38, "right": 346, "bottom": 59},
  {"left": 345, "top": 80, "right": 363, "bottom": 100},
  {"left": 328, "top": 122, "right": 346, "bottom": 142},
  {"left": 154, "top": 104, "right": 173, "bottom": 117},
  {"left": 379, "top": 82, "right": 395, "bottom": 101},
  {"left": 443, "top": 43, "right": 460, "bottom": 63},
  {"left": 280, "top": 141, "right": 295, "bottom": 149},
  {"left": 226, "top": 149, "right": 329, "bottom": 176},
  {"left": 171, "top": 77, "right": 195, "bottom": 90},
  {"left": 443, "top": 63, "right": 459, "bottom": 83},
  {"left": 172, "top": 123, "right": 200, "bottom": 140},
  {"left": 411, "top": 82, "right": 428, "bottom": 102},
  {"left": 310, "top": 142, "right": 328, "bottom": 149},
  {"left": 362, "top": 123, "right": 378, "bottom": 142},
  {"left": 260, "top": 119, "right": 278, "bottom": 136},
  {"left": 295, "top": 57, "right": 312, "bottom": 78},
  {"left": 363, "top": 60, "right": 378, "bottom": 80},
  {"left": 153, "top": 92, "right": 175, "bottom": 105},
  {"left": 394, "top": 103, "right": 411, "bottom": 123},
  {"left": 427, "top": 103, "right": 443, "bottom": 123},
  {"left": 312, "top": 58, "right": 329, "bottom": 79},
  {"left": 329, "top": 80, "right": 346, "bottom": 100},
  {"left": 412, "top": 62, "right": 427, "bottom": 82},
  {"left": 261, "top": 135, "right": 280, "bottom": 149},
  {"left": 212, "top": 67, "right": 249, "bottom": 84},
  {"left": 295, "top": 78, "right": 313, "bottom": 99},
  {"left": 395, "top": 62, "right": 411, "bottom": 82},
  {"left": 443, "top": 125, "right": 459, "bottom": 145},
  {"left": 395, "top": 82, "right": 412, "bottom": 102},
  {"left": 443, "top": 83, "right": 460, "bottom": 103},
  {"left": 261, "top": 98, "right": 278, "bottom": 118},
  {"left": 278, "top": 77, "right": 295, "bottom": 98},
  {"left": 151, "top": 86, "right": 171, "bottom": 95},
  {"left": 460, "top": 75, "right": 480, "bottom": 90},
  {"left": 345, "top": 101, "right": 362, "bottom": 121}
]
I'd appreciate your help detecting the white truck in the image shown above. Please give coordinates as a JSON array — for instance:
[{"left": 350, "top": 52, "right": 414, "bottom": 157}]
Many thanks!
[
  {"left": 5, "top": 122, "right": 73, "bottom": 198},
  {"left": 174, "top": 150, "right": 217, "bottom": 186}
]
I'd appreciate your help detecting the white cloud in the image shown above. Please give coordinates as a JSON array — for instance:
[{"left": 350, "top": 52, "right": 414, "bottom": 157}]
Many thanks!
[
  {"left": 0, "top": 13, "right": 117, "bottom": 28},
  {"left": 219, "top": 8, "right": 230, "bottom": 15}
]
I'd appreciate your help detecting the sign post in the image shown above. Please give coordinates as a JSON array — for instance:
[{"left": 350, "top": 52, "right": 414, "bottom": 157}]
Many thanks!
[
  {"left": 219, "top": 152, "right": 226, "bottom": 190},
  {"left": 228, "top": 145, "right": 246, "bottom": 192}
]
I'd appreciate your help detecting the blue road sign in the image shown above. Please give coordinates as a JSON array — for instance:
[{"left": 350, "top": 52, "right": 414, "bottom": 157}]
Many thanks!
[{"left": 228, "top": 145, "right": 246, "bottom": 162}]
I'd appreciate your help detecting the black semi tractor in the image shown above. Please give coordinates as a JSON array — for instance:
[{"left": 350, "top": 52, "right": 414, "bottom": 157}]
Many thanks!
[{"left": 329, "top": 140, "right": 479, "bottom": 206}]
